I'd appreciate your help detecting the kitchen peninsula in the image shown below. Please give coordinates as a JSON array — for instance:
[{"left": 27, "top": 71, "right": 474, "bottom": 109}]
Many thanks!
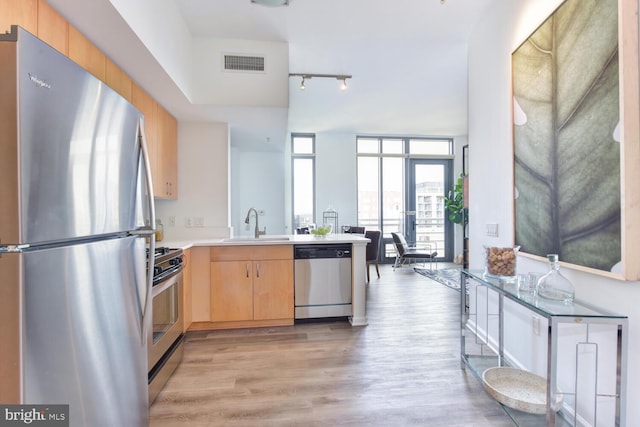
[{"left": 165, "top": 234, "right": 369, "bottom": 332}]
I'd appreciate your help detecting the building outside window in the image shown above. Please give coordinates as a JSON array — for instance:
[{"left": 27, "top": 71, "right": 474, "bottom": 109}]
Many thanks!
[{"left": 292, "top": 134, "right": 315, "bottom": 230}]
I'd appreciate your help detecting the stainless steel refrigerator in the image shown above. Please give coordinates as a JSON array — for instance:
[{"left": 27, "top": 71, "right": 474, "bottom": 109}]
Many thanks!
[{"left": 0, "top": 26, "right": 155, "bottom": 426}]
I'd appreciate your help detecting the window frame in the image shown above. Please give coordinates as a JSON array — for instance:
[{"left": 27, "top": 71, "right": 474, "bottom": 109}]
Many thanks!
[
  {"left": 356, "top": 136, "right": 454, "bottom": 262},
  {"left": 291, "top": 133, "right": 316, "bottom": 229}
]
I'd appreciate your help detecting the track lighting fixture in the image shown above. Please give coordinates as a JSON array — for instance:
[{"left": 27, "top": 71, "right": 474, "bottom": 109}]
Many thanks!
[
  {"left": 289, "top": 73, "right": 352, "bottom": 91},
  {"left": 251, "top": 0, "right": 289, "bottom": 6}
]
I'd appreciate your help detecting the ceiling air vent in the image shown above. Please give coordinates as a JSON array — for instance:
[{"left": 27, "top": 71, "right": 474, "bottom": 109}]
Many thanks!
[{"left": 223, "top": 54, "right": 266, "bottom": 73}]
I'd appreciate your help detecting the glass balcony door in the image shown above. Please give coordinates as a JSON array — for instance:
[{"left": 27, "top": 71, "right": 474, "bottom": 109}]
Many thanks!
[
  {"left": 356, "top": 136, "right": 454, "bottom": 264},
  {"left": 406, "top": 159, "right": 453, "bottom": 262}
]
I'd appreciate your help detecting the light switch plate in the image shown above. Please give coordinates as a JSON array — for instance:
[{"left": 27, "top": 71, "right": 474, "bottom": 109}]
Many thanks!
[
  {"left": 486, "top": 223, "right": 499, "bottom": 237},
  {"left": 532, "top": 316, "right": 541, "bottom": 336}
]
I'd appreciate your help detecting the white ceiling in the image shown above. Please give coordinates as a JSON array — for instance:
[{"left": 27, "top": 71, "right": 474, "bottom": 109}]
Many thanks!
[{"left": 48, "top": 0, "right": 497, "bottom": 151}]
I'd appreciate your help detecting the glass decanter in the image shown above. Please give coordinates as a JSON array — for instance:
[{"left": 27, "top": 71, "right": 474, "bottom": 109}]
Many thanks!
[{"left": 536, "top": 254, "right": 575, "bottom": 304}]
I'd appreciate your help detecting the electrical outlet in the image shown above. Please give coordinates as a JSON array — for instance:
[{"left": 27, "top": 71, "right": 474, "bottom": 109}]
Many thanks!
[
  {"left": 532, "top": 316, "right": 540, "bottom": 336},
  {"left": 185, "top": 217, "right": 193, "bottom": 228},
  {"left": 194, "top": 217, "right": 204, "bottom": 227},
  {"left": 168, "top": 216, "right": 176, "bottom": 227},
  {"left": 486, "top": 223, "right": 499, "bottom": 237}
]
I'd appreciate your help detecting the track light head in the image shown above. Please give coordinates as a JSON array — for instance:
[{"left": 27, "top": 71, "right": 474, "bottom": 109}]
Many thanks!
[{"left": 289, "top": 73, "right": 352, "bottom": 91}]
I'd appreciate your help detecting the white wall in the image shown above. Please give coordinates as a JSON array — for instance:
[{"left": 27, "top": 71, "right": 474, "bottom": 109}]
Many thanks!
[
  {"left": 315, "top": 132, "right": 358, "bottom": 231},
  {"left": 192, "top": 38, "right": 289, "bottom": 107},
  {"left": 469, "top": 0, "right": 639, "bottom": 424},
  {"left": 452, "top": 134, "right": 468, "bottom": 258},
  {"left": 109, "top": 0, "right": 192, "bottom": 97},
  {"left": 155, "top": 122, "right": 231, "bottom": 241},
  {"left": 230, "top": 149, "right": 286, "bottom": 236}
]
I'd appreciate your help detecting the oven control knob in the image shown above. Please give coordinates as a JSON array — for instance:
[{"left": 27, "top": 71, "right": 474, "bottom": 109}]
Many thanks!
[
  {"left": 169, "top": 258, "right": 182, "bottom": 266},
  {"left": 154, "top": 266, "right": 163, "bottom": 276}
]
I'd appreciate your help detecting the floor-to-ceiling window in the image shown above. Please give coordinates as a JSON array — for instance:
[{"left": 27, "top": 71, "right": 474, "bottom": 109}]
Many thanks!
[
  {"left": 291, "top": 134, "right": 315, "bottom": 230},
  {"left": 357, "top": 136, "right": 454, "bottom": 262}
]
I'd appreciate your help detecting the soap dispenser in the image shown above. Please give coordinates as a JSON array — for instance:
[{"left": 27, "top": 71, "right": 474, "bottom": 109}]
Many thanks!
[{"left": 155, "top": 219, "right": 164, "bottom": 242}]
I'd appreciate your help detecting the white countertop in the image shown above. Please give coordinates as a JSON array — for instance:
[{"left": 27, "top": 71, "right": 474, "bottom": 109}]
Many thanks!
[{"left": 158, "top": 234, "right": 369, "bottom": 250}]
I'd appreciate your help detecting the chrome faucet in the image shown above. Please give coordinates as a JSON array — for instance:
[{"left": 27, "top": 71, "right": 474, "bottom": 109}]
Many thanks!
[{"left": 244, "top": 208, "right": 265, "bottom": 238}]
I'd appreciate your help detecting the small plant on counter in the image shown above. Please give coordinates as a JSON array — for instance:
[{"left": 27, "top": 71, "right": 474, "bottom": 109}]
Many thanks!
[{"left": 310, "top": 225, "right": 332, "bottom": 236}]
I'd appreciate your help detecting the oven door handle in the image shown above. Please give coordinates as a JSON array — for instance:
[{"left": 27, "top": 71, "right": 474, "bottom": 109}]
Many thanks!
[{"left": 152, "top": 272, "right": 181, "bottom": 297}]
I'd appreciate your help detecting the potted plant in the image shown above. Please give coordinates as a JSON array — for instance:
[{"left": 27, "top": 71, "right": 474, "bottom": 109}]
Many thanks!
[
  {"left": 443, "top": 174, "right": 468, "bottom": 266},
  {"left": 443, "top": 174, "right": 468, "bottom": 227}
]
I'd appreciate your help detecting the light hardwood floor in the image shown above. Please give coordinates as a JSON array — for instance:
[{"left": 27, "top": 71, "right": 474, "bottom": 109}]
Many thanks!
[{"left": 150, "top": 264, "right": 514, "bottom": 426}]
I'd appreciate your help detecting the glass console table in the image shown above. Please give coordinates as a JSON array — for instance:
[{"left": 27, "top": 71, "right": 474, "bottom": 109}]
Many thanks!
[{"left": 460, "top": 270, "right": 628, "bottom": 426}]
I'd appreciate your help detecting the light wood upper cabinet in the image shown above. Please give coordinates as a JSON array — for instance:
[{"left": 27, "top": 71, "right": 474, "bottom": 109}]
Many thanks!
[
  {"left": 131, "top": 83, "right": 159, "bottom": 192},
  {"left": 105, "top": 58, "right": 132, "bottom": 102},
  {"left": 131, "top": 85, "right": 177, "bottom": 199},
  {"left": 36, "top": 0, "right": 67, "bottom": 55},
  {"left": 68, "top": 25, "right": 105, "bottom": 81},
  {"left": 0, "top": 0, "right": 37, "bottom": 35},
  {"left": 209, "top": 246, "right": 294, "bottom": 323},
  {"left": 4, "top": 0, "right": 179, "bottom": 200},
  {"left": 156, "top": 105, "right": 178, "bottom": 199}
]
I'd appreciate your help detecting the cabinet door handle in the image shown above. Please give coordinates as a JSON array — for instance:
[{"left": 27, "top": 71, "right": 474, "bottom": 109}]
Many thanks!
[
  {"left": 256, "top": 263, "right": 260, "bottom": 278},
  {"left": 246, "top": 263, "right": 250, "bottom": 278}
]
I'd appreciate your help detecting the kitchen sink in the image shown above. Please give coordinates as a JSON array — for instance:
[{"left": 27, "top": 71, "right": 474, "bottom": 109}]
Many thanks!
[{"left": 222, "top": 236, "right": 290, "bottom": 242}]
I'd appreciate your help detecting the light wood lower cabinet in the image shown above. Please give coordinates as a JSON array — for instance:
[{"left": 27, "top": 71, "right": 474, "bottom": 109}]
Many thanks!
[
  {"left": 182, "top": 248, "right": 192, "bottom": 333},
  {"left": 190, "top": 245, "right": 293, "bottom": 330},
  {"left": 253, "top": 259, "right": 293, "bottom": 320},
  {"left": 210, "top": 260, "right": 254, "bottom": 321},
  {"left": 210, "top": 259, "right": 293, "bottom": 322}
]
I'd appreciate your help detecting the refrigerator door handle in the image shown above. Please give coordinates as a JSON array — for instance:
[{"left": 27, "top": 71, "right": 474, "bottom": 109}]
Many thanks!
[
  {"left": 0, "top": 242, "right": 30, "bottom": 255},
  {"left": 129, "top": 229, "right": 155, "bottom": 237},
  {"left": 138, "top": 119, "right": 156, "bottom": 345}
]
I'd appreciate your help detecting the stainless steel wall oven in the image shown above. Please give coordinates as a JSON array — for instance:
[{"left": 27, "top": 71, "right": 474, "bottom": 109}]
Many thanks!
[{"left": 147, "top": 247, "right": 184, "bottom": 404}]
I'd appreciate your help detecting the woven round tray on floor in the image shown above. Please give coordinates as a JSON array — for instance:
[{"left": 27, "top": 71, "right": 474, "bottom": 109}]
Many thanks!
[{"left": 482, "top": 367, "right": 563, "bottom": 415}]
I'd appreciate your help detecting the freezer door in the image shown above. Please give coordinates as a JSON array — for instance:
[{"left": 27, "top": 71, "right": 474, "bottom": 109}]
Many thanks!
[
  {"left": 22, "top": 237, "right": 148, "bottom": 427},
  {"left": 17, "top": 28, "right": 144, "bottom": 244}
]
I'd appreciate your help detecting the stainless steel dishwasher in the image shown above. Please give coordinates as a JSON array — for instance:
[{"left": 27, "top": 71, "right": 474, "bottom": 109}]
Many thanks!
[{"left": 294, "top": 244, "right": 352, "bottom": 319}]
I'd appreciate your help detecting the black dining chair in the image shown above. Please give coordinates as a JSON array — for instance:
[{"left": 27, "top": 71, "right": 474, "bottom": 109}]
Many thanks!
[{"left": 365, "top": 230, "right": 381, "bottom": 282}]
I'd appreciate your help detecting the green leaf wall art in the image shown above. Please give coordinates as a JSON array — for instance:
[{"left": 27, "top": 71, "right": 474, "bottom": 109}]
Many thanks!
[{"left": 513, "top": 0, "right": 620, "bottom": 272}]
